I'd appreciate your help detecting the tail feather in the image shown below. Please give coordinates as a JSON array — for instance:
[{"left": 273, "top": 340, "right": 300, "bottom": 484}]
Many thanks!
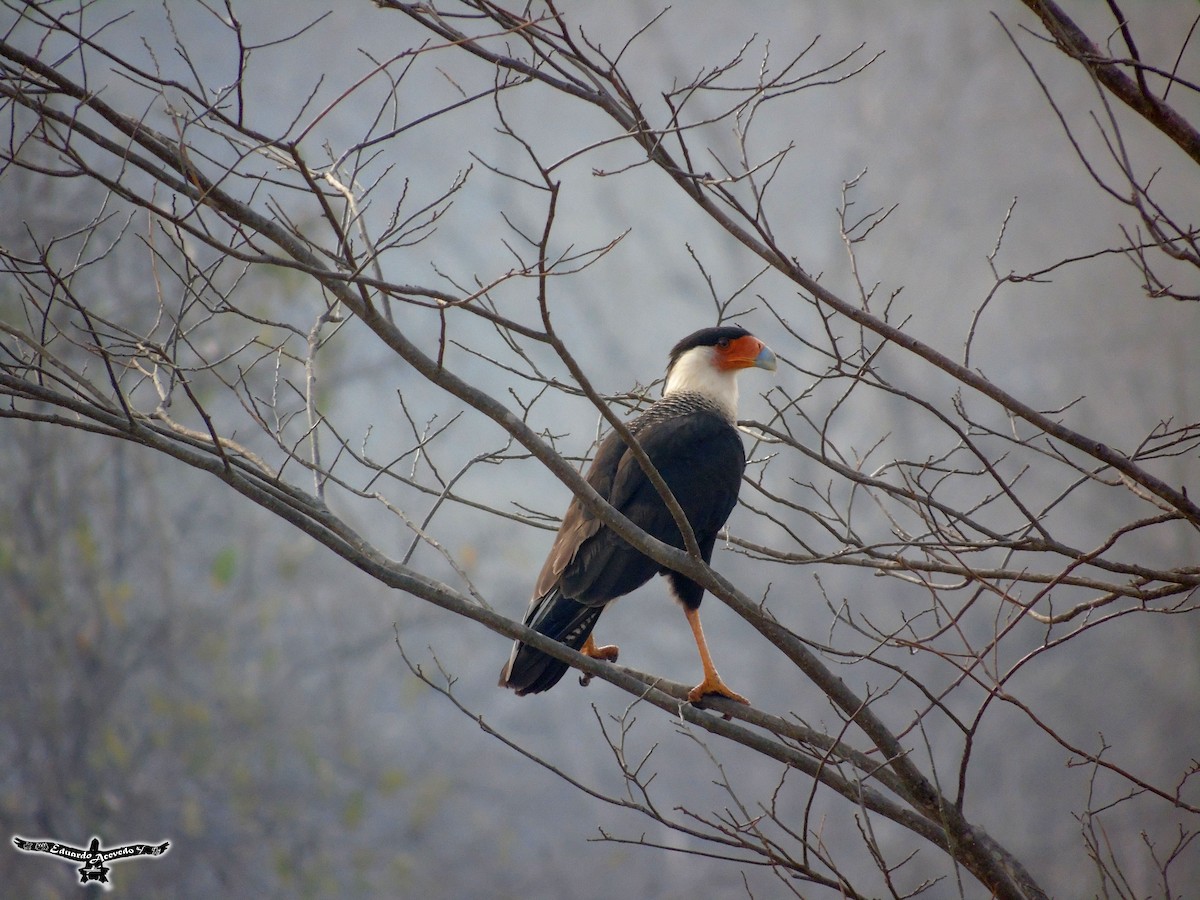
[{"left": 499, "top": 589, "right": 602, "bottom": 695}]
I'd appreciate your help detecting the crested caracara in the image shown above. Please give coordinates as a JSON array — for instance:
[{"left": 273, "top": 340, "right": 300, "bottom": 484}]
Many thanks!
[{"left": 499, "top": 326, "right": 776, "bottom": 703}]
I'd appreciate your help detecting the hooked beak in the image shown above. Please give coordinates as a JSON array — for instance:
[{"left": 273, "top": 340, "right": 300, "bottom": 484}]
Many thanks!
[{"left": 751, "top": 342, "right": 777, "bottom": 372}]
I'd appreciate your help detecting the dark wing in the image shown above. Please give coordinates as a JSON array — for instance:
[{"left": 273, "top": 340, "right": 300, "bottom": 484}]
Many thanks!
[
  {"left": 532, "top": 424, "right": 631, "bottom": 599},
  {"left": 500, "top": 429, "right": 631, "bottom": 694},
  {"left": 554, "top": 410, "right": 746, "bottom": 604},
  {"left": 612, "top": 411, "right": 746, "bottom": 544},
  {"left": 12, "top": 838, "right": 87, "bottom": 858},
  {"left": 100, "top": 842, "right": 169, "bottom": 860}
]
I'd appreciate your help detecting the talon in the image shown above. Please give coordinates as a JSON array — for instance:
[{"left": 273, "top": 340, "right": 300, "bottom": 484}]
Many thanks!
[
  {"left": 687, "top": 676, "right": 749, "bottom": 706},
  {"left": 580, "top": 635, "right": 619, "bottom": 662},
  {"left": 578, "top": 634, "right": 619, "bottom": 687}
]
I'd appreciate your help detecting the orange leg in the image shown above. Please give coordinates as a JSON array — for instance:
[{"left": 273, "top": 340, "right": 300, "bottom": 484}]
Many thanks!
[
  {"left": 684, "top": 607, "right": 748, "bottom": 705},
  {"left": 580, "top": 634, "right": 619, "bottom": 662}
]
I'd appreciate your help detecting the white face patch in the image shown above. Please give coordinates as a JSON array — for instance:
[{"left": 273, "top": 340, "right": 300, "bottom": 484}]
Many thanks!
[{"left": 663, "top": 345, "right": 739, "bottom": 421}]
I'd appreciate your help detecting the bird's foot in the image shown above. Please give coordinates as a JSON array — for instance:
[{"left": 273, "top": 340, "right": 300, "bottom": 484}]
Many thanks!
[
  {"left": 579, "top": 636, "right": 620, "bottom": 687},
  {"left": 687, "top": 674, "right": 749, "bottom": 706},
  {"left": 580, "top": 636, "right": 619, "bottom": 662}
]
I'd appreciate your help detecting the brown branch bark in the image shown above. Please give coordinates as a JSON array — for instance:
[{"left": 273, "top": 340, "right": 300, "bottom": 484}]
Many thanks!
[{"left": 1018, "top": 0, "right": 1200, "bottom": 166}]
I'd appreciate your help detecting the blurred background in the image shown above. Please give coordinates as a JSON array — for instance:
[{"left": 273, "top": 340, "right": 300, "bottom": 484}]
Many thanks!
[{"left": 2, "top": 2, "right": 1197, "bottom": 896}]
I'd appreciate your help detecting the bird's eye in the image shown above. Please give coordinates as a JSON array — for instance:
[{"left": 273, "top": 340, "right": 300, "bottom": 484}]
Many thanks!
[{"left": 716, "top": 337, "right": 730, "bottom": 349}]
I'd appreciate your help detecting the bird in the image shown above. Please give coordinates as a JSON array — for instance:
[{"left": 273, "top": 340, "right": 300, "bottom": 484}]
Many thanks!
[
  {"left": 499, "top": 325, "right": 777, "bottom": 704},
  {"left": 12, "top": 835, "right": 169, "bottom": 885}
]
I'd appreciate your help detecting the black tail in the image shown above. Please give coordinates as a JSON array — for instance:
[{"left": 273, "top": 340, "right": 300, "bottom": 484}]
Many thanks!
[{"left": 499, "top": 589, "right": 602, "bottom": 695}]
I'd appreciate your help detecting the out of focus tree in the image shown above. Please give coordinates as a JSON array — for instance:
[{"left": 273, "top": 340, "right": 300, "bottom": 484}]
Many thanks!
[{"left": 1, "top": 2, "right": 1197, "bottom": 897}]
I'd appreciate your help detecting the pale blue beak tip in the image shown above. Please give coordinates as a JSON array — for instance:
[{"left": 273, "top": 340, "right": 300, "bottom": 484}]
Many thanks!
[{"left": 755, "top": 346, "right": 778, "bottom": 372}]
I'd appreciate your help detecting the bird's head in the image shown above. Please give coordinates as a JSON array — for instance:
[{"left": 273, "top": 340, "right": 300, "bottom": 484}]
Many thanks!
[{"left": 664, "top": 325, "right": 777, "bottom": 419}]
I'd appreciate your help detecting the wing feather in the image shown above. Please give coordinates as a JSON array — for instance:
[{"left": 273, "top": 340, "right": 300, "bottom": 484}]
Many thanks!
[
  {"left": 548, "top": 410, "right": 745, "bottom": 603},
  {"left": 502, "top": 406, "right": 746, "bottom": 696}
]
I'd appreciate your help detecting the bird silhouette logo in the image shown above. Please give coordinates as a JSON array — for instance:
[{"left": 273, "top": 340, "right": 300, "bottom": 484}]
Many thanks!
[{"left": 12, "top": 835, "right": 169, "bottom": 889}]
